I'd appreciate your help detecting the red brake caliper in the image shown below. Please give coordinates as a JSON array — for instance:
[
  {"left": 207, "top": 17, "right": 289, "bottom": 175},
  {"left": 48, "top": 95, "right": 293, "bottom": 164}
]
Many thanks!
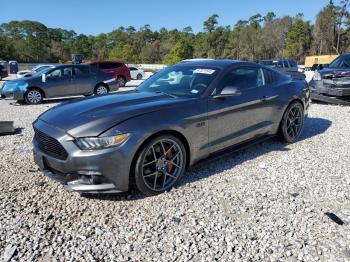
[{"left": 166, "top": 149, "right": 174, "bottom": 173}]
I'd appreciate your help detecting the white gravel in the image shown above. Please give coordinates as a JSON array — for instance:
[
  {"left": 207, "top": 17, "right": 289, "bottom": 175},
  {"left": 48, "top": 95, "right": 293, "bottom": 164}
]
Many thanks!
[{"left": 0, "top": 97, "right": 349, "bottom": 261}]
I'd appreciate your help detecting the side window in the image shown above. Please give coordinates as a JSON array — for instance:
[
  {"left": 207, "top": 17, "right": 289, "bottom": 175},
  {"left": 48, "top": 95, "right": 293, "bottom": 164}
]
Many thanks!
[
  {"left": 74, "top": 66, "right": 90, "bottom": 76},
  {"left": 99, "top": 63, "right": 110, "bottom": 70},
  {"left": 63, "top": 67, "right": 72, "bottom": 77},
  {"left": 282, "top": 60, "right": 289, "bottom": 68},
  {"left": 221, "top": 67, "right": 264, "bottom": 92},
  {"left": 47, "top": 68, "right": 62, "bottom": 79},
  {"left": 263, "top": 68, "right": 279, "bottom": 84},
  {"left": 111, "top": 63, "right": 122, "bottom": 68}
]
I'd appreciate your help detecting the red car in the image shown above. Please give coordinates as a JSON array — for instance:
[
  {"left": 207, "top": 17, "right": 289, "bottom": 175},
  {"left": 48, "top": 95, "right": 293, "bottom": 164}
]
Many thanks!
[{"left": 85, "top": 61, "right": 131, "bottom": 87}]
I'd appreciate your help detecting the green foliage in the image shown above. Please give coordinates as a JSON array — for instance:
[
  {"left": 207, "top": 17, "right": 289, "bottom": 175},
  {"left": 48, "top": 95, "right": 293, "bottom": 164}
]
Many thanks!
[
  {"left": 164, "top": 39, "right": 194, "bottom": 65},
  {"left": 109, "top": 44, "right": 140, "bottom": 63},
  {"left": 0, "top": 1, "right": 349, "bottom": 64},
  {"left": 285, "top": 18, "right": 312, "bottom": 61}
]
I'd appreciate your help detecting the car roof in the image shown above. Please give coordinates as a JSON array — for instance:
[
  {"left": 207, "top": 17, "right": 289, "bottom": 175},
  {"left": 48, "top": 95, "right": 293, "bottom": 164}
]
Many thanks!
[
  {"left": 175, "top": 59, "right": 251, "bottom": 68},
  {"left": 85, "top": 61, "right": 125, "bottom": 64}
]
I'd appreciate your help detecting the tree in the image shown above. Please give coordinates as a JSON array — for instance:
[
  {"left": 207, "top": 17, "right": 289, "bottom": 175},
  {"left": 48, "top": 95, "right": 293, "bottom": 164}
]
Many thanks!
[
  {"left": 164, "top": 39, "right": 194, "bottom": 65},
  {"left": 285, "top": 17, "right": 312, "bottom": 62},
  {"left": 312, "top": 1, "right": 337, "bottom": 54},
  {"left": 109, "top": 43, "right": 139, "bottom": 63},
  {"left": 204, "top": 14, "right": 219, "bottom": 33}
]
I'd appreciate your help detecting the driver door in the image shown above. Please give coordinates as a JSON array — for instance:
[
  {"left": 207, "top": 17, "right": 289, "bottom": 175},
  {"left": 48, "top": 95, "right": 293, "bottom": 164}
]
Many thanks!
[
  {"left": 43, "top": 66, "right": 76, "bottom": 97},
  {"left": 207, "top": 66, "right": 274, "bottom": 152}
]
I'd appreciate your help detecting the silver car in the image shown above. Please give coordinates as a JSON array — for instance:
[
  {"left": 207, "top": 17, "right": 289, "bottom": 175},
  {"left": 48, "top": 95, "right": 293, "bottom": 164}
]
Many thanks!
[{"left": 0, "top": 64, "right": 119, "bottom": 104}]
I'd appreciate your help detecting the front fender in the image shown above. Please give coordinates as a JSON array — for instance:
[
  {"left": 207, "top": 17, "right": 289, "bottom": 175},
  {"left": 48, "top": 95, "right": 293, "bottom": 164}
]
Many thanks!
[{"left": 102, "top": 99, "right": 208, "bottom": 167}]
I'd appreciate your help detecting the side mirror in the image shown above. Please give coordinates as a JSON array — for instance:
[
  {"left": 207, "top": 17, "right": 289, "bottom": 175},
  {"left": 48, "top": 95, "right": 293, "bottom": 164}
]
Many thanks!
[
  {"left": 214, "top": 86, "right": 242, "bottom": 98},
  {"left": 42, "top": 74, "right": 46, "bottom": 83}
]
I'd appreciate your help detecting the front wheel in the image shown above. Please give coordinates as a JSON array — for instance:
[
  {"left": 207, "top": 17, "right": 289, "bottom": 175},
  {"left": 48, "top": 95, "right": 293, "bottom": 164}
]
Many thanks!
[
  {"left": 278, "top": 101, "right": 304, "bottom": 143},
  {"left": 134, "top": 135, "right": 187, "bottom": 196},
  {"left": 25, "top": 89, "right": 43, "bottom": 105}
]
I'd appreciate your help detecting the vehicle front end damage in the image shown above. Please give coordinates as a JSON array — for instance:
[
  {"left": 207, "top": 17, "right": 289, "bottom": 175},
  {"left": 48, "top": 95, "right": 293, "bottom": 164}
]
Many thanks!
[
  {"left": 0, "top": 81, "right": 27, "bottom": 100},
  {"left": 310, "top": 70, "right": 350, "bottom": 98}
]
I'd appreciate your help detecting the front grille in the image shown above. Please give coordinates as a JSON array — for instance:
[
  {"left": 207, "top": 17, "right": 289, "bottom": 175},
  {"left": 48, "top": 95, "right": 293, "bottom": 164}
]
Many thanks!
[{"left": 34, "top": 128, "right": 68, "bottom": 160}]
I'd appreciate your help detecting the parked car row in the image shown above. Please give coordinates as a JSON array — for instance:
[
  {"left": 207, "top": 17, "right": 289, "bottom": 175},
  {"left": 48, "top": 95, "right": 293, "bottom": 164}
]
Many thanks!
[
  {"left": 0, "top": 64, "right": 119, "bottom": 104},
  {"left": 0, "top": 61, "right": 149, "bottom": 104}
]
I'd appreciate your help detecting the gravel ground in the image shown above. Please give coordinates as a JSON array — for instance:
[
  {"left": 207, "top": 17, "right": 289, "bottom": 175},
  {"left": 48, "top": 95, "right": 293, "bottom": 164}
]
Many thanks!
[{"left": 0, "top": 97, "right": 349, "bottom": 261}]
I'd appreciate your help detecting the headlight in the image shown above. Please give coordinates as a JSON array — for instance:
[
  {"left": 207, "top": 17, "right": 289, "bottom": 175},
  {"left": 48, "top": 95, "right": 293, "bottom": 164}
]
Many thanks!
[
  {"left": 75, "top": 133, "right": 130, "bottom": 150},
  {"left": 313, "top": 71, "right": 322, "bottom": 81}
]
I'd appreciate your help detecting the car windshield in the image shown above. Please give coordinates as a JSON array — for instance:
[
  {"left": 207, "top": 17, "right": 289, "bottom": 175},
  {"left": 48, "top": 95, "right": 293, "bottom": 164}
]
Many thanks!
[
  {"left": 33, "top": 66, "right": 50, "bottom": 72},
  {"left": 329, "top": 55, "right": 350, "bottom": 69},
  {"left": 137, "top": 66, "right": 219, "bottom": 97},
  {"left": 32, "top": 67, "right": 54, "bottom": 77}
]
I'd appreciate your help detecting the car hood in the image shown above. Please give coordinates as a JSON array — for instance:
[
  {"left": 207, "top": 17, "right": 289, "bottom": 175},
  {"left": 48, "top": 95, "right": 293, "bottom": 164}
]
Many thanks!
[
  {"left": 319, "top": 68, "right": 350, "bottom": 79},
  {"left": 38, "top": 91, "right": 189, "bottom": 137}
]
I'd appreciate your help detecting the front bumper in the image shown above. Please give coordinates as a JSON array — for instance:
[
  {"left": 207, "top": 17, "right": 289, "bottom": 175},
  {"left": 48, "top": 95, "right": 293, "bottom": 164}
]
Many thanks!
[
  {"left": 1, "top": 90, "right": 24, "bottom": 100},
  {"left": 309, "top": 79, "right": 350, "bottom": 97},
  {"left": 32, "top": 119, "right": 132, "bottom": 193}
]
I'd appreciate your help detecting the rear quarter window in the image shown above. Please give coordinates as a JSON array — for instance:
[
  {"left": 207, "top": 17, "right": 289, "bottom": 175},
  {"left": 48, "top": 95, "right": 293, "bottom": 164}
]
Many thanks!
[{"left": 263, "top": 68, "right": 283, "bottom": 84}]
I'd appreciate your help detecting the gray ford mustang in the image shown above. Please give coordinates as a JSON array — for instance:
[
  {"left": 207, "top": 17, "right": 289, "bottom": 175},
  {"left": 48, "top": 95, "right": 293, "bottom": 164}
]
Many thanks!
[{"left": 32, "top": 60, "right": 310, "bottom": 196}]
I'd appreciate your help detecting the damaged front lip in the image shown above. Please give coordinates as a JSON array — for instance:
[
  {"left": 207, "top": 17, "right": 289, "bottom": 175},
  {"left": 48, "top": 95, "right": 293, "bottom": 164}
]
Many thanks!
[{"left": 323, "top": 70, "right": 350, "bottom": 79}]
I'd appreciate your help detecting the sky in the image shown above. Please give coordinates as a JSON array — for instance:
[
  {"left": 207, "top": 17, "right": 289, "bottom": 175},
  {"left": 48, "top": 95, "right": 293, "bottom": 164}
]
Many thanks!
[{"left": 2, "top": 0, "right": 330, "bottom": 35}]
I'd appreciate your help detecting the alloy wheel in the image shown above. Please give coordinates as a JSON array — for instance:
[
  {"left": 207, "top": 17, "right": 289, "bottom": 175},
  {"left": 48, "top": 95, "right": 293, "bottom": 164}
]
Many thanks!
[
  {"left": 141, "top": 139, "right": 184, "bottom": 192},
  {"left": 26, "top": 90, "right": 42, "bottom": 104},
  {"left": 286, "top": 104, "right": 303, "bottom": 139}
]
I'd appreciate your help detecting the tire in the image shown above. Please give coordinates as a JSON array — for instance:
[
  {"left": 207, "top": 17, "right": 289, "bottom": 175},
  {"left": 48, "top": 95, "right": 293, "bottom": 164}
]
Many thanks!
[
  {"left": 136, "top": 74, "right": 142, "bottom": 80},
  {"left": 117, "top": 76, "right": 126, "bottom": 87},
  {"left": 94, "top": 84, "right": 109, "bottom": 95},
  {"left": 25, "top": 88, "right": 44, "bottom": 105},
  {"left": 134, "top": 135, "right": 187, "bottom": 196},
  {"left": 277, "top": 101, "right": 304, "bottom": 143}
]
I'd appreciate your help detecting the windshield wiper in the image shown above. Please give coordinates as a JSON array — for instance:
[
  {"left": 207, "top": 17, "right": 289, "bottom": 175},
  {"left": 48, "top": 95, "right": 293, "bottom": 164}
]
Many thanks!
[{"left": 154, "top": 91, "right": 178, "bottom": 98}]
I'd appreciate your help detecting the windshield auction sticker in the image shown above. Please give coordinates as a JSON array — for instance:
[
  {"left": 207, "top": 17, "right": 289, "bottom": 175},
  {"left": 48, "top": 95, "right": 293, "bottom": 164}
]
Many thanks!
[{"left": 193, "top": 69, "right": 216, "bottom": 75}]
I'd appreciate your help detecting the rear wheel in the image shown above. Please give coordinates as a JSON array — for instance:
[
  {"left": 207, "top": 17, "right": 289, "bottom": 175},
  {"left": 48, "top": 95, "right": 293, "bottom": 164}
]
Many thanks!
[
  {"left": 117, "top": 76, "right": 126, "bottom": 87},
  {"left": 25, "top": 89, "right": 43, "bottom": 105},
  {"left": 278, "top": 101, "right": 304, "bottom": 143},
  {"left": 134, "top": 135, "right": 187, "bottom": 196},
  {"left": 94, "top": 84, "right": 109, "bottom": 95},
  {"left": 136, "top": 74, "right": 142, "bottom": 80}
]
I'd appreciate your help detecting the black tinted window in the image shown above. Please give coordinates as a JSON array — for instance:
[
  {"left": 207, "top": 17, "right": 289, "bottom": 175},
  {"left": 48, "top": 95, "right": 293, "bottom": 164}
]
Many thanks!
[
  {"left": 289, "top": 60, "right": 297, "bottom": 67},
  {"left": 263, "top": 68, "right": 279, "bottom": 84},
  {"left": 110, "top": 63, "right": 122, "bottom": 68},
  {"left": 99, "top": 63, "right": 110, "bottom": 69},
  {"left": 221, "top": 67, "right": 264, "bottom": 91},
  {"left": 74, "top": 66, "right": 90, "bottom": 75}
]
